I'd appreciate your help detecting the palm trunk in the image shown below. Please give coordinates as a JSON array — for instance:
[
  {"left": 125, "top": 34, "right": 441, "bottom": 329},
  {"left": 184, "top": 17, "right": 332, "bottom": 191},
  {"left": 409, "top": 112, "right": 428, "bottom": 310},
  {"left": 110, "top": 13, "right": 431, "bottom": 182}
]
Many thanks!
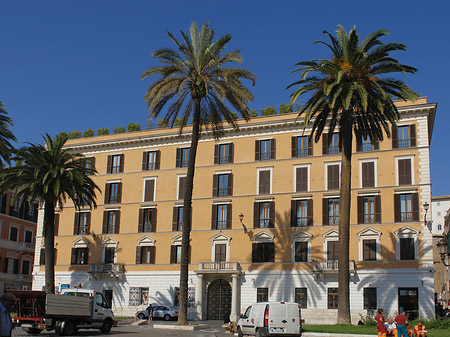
[
  {"left": 44, "top": 201, "right": 56, "bottom": 294},
  {"left": 177, "top": 98, "right": 201, "bottom": 325},
  {"left": 337, "top": 121, "right": 352, "bottom": 324}
]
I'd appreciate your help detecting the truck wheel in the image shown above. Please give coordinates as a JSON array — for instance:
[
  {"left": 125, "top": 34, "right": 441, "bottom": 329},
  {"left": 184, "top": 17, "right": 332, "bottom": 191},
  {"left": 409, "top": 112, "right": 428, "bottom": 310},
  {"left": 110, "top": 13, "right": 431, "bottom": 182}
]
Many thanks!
[
  {"left": 164, "top": 314, "right": 171, "bottom": 321},
  {"left": 62, "top": 319, "right": 77, "bottom": 336},
  {"left": 55, "top": 321, "right": 63, "bottom": 335},
  {"left": 100, "top": 318, "right": 113, "bottom": 333},
  {"left": 24, "top": 328, "right": 43, "bottom": 335},
  {"left": 237, "top": 326, "right": 244, "bottom": 337}
]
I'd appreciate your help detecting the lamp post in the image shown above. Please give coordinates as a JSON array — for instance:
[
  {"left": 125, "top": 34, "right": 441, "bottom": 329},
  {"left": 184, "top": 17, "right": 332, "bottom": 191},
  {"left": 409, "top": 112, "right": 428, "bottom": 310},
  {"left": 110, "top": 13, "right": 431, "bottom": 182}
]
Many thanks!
[
  {"left": 239, "top": 213, "right": 247, "bottom": 233},
  {"left": 437, "top": 240, "right": 449, "bottom": 267},
  {"left": 423, "top": 202, "right": 430, "bottom": 231}
]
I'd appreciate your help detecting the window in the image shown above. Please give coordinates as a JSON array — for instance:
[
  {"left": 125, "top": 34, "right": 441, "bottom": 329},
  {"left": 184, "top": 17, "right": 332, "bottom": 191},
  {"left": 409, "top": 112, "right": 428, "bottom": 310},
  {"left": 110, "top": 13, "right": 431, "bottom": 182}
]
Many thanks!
[
  {"left": 394, "top": 193, "right": 419, "bottom": 223},
  {"left": 21, "top": 260, "right": 31, "bottom": 275},
  {"left": 363, "top": 239, "right": 376, "bottom": 261},
  {"left": 24, "top": 230, "right": 33, "bottom": 243},
  {"left": 257, "top": 288, "right": 268, "bottom": 302},
  {"left": 363, "top": 288, "right": 377, "bottom": 310},
  {"left": 254, "top": 202, "right": 275, "bottom": 228},
  {"left": 104, "top": 247, "right": 115, "bottom": 263},
  {"left": 252, "top": 242, "right": 275, "bottom": 262},
  {"left": 214, "top": 143, "right": 234, "bottom": 164},
  {"left": 295, "top": 288, "right": 307, "bottom": 308},
  {"left": 4, "top": 257, "right": 19, "bottom": 274},
  {"left": 143, "top": 179, "right": 156, "bottom": 202},
  {"left": 327, "top": 288, "right": 338, "bottom": 309},
  {"left": 295, "top": 166, "right": 309, "bottom": 192},
  {"left": 397, "top": 158, "right": 412, "bottom": 185},
  {"left": 9, "top": 226, "right": 18, "bottom": 241},
  {"left": 294, "top": 241, "right": 308, "bottom": 262},
  {"left": 258, "top": 169, "right": 271, "bottom": 195},
  {"left": 142, "top": 150, "right": 160, "bottom": 171},
  {"left": 327, "top": 164, "right": 340, "bottom": 190},
  {"left": 172, "top": 206, "right": 183, "bottom": 231},
  {"left": 357, "top": 196, "right": 381, "bottom": 224},
  {"left": 102, "top": 210, "right": 120, "bottom": 234},
  {"left": 327, "top": 241, "right": 339, "bottom": 261},
  {"left": 84, "top": 157, "right": 95, "bottom": 172},
  {"left": 255, "top": 139, "right": 275, "bottom": 161},
  {"left": 176, "top": 148, "right": 190, "bottom": 168},
  {"left": 357, "top": 136, "right": 379, "bottom": 152},
  {"left": 174, "top": 287, "right": 195, "bottom": 307},
  {"left": 323, "top": 198, "right": 339, "bottom": 225},
  {"left": 361, "top": 161, "right": 375, "bottom": 188},
  {"left": 438, "top": 224, "right": 443, "bottom": 231},
  {"left": 136, "top": 246, "right": 155, "bottom": 264},
  {"left": 291, "top": 199, "right": 312, "bottom": 227},
  {"left": 129, "top": 287, "right": 149, "bottom": 306},
  {"left": 105, "top": 182, "right": 122, "bottom": 204},
  {"left": 400, "top": 238, "right": 415, "bottom": 260},
  {"left": 292, "top": 136, "right": 312, "bottom": 158},
  {"left": 213, "top": 173, "right": 233, "bottom": 197},
  {"left": 393, "top": 125, "right": 416, "bottom": 149},
  {"left": 211, "top": 204, "right": 232, "bottom": 230},
  {"left": 74, "top": 212, "right": 91, "bottom": 235},
  {"left": 170, "top": 244, "right": 191, "bottom": 264},
  {"left": 139, "top": 208, "right": 157, "bottom": 233},
  {"left": 178, "top": 176, "right": 186, "bottom": 200},
  {"left": 71, "top": 248, "right": 89, "bottom": 265},
  {"left": 323, "top": 133, "right": 340, "bottom": 155},
  {"left": 0, "top": 193, "right": 7, "bottom": 214},
  {"left": 107, "top": 154, "right": 124, "bottom": 174},
  {"left": 215, "top": 244, "right": 227, "bottom": 262}
]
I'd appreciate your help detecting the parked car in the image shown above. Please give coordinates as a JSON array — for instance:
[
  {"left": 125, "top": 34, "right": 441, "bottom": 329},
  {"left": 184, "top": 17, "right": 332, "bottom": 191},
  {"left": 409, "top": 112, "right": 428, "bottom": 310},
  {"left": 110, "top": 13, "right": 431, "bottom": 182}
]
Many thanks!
[{"left": 136, "top": 305, "right": 179, "bottom": 321}]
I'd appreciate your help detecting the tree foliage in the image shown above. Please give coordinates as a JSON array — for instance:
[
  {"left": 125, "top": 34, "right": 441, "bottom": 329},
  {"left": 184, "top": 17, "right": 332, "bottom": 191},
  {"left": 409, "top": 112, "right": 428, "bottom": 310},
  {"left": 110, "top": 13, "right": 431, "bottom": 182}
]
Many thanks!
[
  {"left": 83, "top": 129, "right": 94, "bottom": 138},
  {"left": 248, "top": 109, "right": 258, "bottom": 117},
  {"left": 113, "top": 126, "right": 126, "bottom": 134},
  {"left": 261, "top": 106, "right": 277, "bottom": 116},
  {"left": 127, "top": 122, "right": 141, "bottom": 132},
  {"left": 68, "top": 131, "right": 81, "bottom": 139},
  {"left": 279, "top": 103, "right": 293, "bottom": 114},
  {"left": 97, "top": 128, "right": 109, "bottom": 136},
  {"left": 0, "top": 101, "right": 17, "bottom": 164}
]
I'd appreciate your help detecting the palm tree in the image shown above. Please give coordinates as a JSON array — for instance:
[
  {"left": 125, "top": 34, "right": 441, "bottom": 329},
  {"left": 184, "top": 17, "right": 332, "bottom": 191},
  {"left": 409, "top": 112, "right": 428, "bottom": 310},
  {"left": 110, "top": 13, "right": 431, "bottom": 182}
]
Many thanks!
[
  {"left": 0, "top": 133, "right": 99, "bottom": 294},
  {"left": 288, "top": 25, "right": 417, "bottom": 323},
  {"left": 142, "top": 22, "right": 256, "bottom": 324},
  {"left": 0, "top": 101, "right": 17, "bottom": 163}
]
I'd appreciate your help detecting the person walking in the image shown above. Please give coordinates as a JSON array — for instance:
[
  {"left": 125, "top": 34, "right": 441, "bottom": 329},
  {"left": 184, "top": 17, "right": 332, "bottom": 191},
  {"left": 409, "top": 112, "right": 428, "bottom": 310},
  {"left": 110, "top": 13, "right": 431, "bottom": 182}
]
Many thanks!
[
  {"left": 375, "top": 308, "right": 387, "bottom": 337},
  {"left": 395, "top": 311, "right": 409, "bottom": 337},
  {"left": 0, "top": 293, "right": 16, "bottom": 337}
]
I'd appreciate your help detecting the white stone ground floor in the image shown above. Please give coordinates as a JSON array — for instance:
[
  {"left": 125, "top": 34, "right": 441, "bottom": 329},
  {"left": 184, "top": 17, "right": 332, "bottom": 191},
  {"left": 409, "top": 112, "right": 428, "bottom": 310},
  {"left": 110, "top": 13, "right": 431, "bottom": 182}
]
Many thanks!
[{"left": 32, "top": 267, "right": 435, "bottom": 324}]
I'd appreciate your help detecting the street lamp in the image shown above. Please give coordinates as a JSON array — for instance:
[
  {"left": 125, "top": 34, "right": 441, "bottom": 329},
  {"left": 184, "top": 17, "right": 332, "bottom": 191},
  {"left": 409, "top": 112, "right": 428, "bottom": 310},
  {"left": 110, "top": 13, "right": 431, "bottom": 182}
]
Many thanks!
[
  {"left": 437, "top": 240, "right": 450, "bottom": 267},
  {"left": 423, "top": 202, "right": 430, "bottom": 231},
  {"left": 239, "top": 213, "right": 248, "bottom": 233}
]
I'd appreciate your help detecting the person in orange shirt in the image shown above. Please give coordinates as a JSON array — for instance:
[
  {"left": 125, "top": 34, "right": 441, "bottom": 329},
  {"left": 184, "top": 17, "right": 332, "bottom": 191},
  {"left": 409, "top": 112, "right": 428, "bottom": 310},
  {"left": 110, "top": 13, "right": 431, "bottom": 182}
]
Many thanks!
[
  {"left": 406, "top": 325, "right": 413, "bottom": 337},
  {"left": 414, "top": 321, "right": 427, "bottom": 337}
]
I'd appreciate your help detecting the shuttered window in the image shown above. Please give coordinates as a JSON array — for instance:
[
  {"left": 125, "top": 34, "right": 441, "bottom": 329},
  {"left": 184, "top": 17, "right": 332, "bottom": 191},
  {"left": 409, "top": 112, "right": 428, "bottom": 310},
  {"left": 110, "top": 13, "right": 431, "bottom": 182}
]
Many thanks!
[
  {"left": 138, "top": 208, "right": 157, "bottom": 233},
  {"left": 400, "top": 238, "right": 415, "bottom": 260},
  {"left": 292, "top": 136, "right": 312, "bottom": 158},
  {"left": 362, "top": 239, "right": 377, "bottom": 261},
  {"left": 107, "top": 154, "right": 124, "bottom": 174},
  {"left": 327, "top": 241, "right": 339, "bottom": 261},
  {"left": 357, "top": 136, "right": 379, "bottom": 152},
  {"left": 73, "top": 212, "right": 91, "bottom": 235},
  {"left": 71, "top": 248, "right": 89, "bottom": 265},
  {"left": 252, "top": 243, "right": 275, "bottom": 262},
  {"left": 255, "top": 139, "right": 275, "bottom": 161},
  {"left": 363, "top": 288, "right": 377, "bottom": 310},
  {"left": 176, "top": 148, "right": 190, "bottom": 168},
  {"left": 136, "top": 246, "right": 155, "bottom": 264},
  {"left": 361, "top": 161, "right": 375, "bottom": 188},
  {"left": 394, "top": 193, "right": 419, "bottom": 222},
  {"left": 142, "top": 150, "right": 160, "bottom": 171},
  {"left": 104, "top": 247, "right": 115, "bottom": 264},
  {"left": 291, "top": 199, "right": 313, "bottom": 227},
  {"left": 214, "top": 143, "right": 234, "bottom": 164},
  {"left": 327, "top": 164, "right": 340, "bottom": 190},
  {"left": 296, "top": 167, "right": 308, "bottom": 192},
  {"left": 398, "top": 158, "right": 412, "bottom": 185},
  {"left": 392, "top": 125, "right": 416, "bottom": 149},
  {"left": 144, "top": 179, "right": 155, "bottom": 202},
  {"left": 323, "top": 133, "right": 340, "bottom": 155},
  {"left": 294, "top": 241, "right": 308, "bottom": 262},
  {"left": 102, "top": 210, "right": 120, "bottom": 234},
  {"left": 214, "top": 244, "right": 227, "bottom": 262},
  {"left": 258, "top": 170, "right": 271, "bottom": 194},
  {"left": 211, "top": 204, "right": 232, "bottom": 230},
  {"left": 357, "top": 195, "right": 381, "bottom": 224},
  {"left": 213, "top": 173, "right": 233, "bottom": 197},
  {"left": 105, "top": 182, "right": 122, "bottom": 204},
  {"left": 323, "top": 198, "right": 339, "bottom": 225},
  {"left": 254, "top": 202, "right": 275, "bottom": 228},
  {"left": 172, "top": 206, "right": 183, "bottom": 231}
]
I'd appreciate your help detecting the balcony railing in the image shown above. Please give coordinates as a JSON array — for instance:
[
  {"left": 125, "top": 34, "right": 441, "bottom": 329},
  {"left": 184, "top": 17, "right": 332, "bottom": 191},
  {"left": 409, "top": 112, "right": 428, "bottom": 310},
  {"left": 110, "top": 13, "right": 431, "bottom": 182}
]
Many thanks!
[
  {"left": 17, "top": 274, "right": 32, "bottom": 281},
  {"left": 19, "top": 242, "right": 34, "bottom": 251},
  {"left": 312, "top": 260, "right": 356, "bottom": 279},
  {"left": 88, "top": 263, "right": 124, "bottom": 279},
  {"left": 198, "top": 261, "right": 241, "bottom": 273}
]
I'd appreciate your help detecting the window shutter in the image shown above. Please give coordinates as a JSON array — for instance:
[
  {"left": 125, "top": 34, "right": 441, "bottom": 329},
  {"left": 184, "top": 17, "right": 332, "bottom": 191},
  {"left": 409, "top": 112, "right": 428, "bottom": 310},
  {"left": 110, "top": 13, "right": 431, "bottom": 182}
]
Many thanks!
[
  {"left": 259, "top": 170, "right": 270, "bottom": 194},
  {"left": 73, "top": 213, "right": 80, "bottom": 235},
  {"left": 138, "top": 209, "right": 144, "bottom": 233},
  {"left": 54, "top": 213, "right": 60, "bottom": 236},
  {"left": 40, "top": 249, "right": 45, "bottom": 265},
  {"left": 170, "top": 245, "right": 176, "bottom": 263},
  {"left": 136, "top": 246, "right": 142, "bottom": 264},
  {"left": 102, "top": 211, "right": 108, "bottom": 234},
  {"left": 117, "top": 182, "right": 122, "bottom": 203},
  {"left": 290, "top": 200, "right": 296, "bottom": 227},
  {"left": 115, "top": 211, "right": 121, "bottom": 234},
  {"left": 214, "top": 144, "right": 219, "bottom": 164},
  {"left": 253, "top": 202, "right": 259, "bottom": 228},
  {"left": 150, "top": 246, "right": 156, "bottom": 264},
  {"left": 142, "top": 152, "right": 149, "bottom": 171},
  {"left": 392, "top": 126, "right": 398, "bottom": 149},
  {"left": 269, "top": 201, "right": 275, "bottom": 228},
  {"left": 307, "top": 138, "right": 313, "bottom": 156},
  {"left": 404, "top": 159, "right": 412, "bottom": 185},
  {"left": 323, "top": 198, "right": 329, "bottom": 225},
  {"left": 13, "top": 259, "right": 19, "bottom": 274},
  {"left": 107, "top": 155, "right": 112, "bottom": 174},
  {"left": 374, "top": 140, "right": 379, "bottom": 150},
  {"left": 119, "top": 154, "right": 124, "bottom": 173},
  {"left": 270, "top": 139, "right": 276, "bottom": 159},
  {"left": 356, "top": 137, "right": 362, "bottom": 152},
  {"left": 412, "top": 193, "right": 419, "bottom": 221},
  {"left": 151, "top": 208, "right": 157, "bottom": 232},
  {"left": 410, "top": 125, "right": 416, "bottom": 147},
  {"left": 362, "top": 162, "right": 374, "bottom": 188},
  {"left": 357, "top": 196, "right": 363, "bottom": 224},
  {"left": 172, "top": 207, "right": 179, "bottom": 231},
  {"left": 3, "top": 258, "right": 8, "bottom": 272},
  {"left": 86, "top": 213, "right": 91, "bottom": 234},
  {"left": 226, "top": 204, "right": 232, "bottom": 229},
  {"left": 322, "top": 134, "right": 328, "bottom": 155},
  {"left": 176, "top": 148, "right": 181, "bottom": 168},
  {"left": 398, "top": 159, "right": 407, "bottom": 185},
  {"left": 255, "top": 140, "right": 260, "bottom": 161},
  {"left": 211, "top": 204, "right": 217, "bottom": 230},
  {"left": 252, "top": 243, "right": 258, "bottom": 262},
  {"left": 375, "top": 195, "right": 381, "bottom": 223},
  {"left": 394, "top": 194, "right": 401, "bottom": 223},
  {"left": 268, "top": 242, "right": 275, "bottom": 262},
  {"left": 363, "top": 240, "right": 369, "bottom": 261},
  {"left": 71, "top": 248, "right": 77, "bottom": 265},
  {"left": 228, "top": 173, "right": 233, "bottom": 196},
  {"left": 296, "top": 167, "right": 308, "bottom": 192},
  {"left": 307, "top": 199, "right": 313, "bottom": 226},
  {"left": 104, "top": 183, "right": 111, "bottom": 204},
  {"left": 292, "top": 137, "right": 297, "bottom": 158},
  {"left": 212, "top": 175, "right": 218, "bottom": 197},
  {"left": 228, "top": 143, "right": 234, "bottom": 163},
  {"left": 155, "top": 150, "right": 161, "bottom": 170},
  {"left": 179, "top": 177, "right": 185, "bottom": 200},
  {"left": 144, "top": 180, "right": 154, "bottom": 202}
]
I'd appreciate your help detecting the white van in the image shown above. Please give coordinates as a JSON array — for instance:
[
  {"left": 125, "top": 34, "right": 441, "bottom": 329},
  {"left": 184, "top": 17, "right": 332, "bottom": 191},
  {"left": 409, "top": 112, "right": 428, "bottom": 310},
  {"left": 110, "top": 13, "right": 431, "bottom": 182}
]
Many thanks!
[{"left": 236, "top": 302, "right": 302, "bottom": 337}]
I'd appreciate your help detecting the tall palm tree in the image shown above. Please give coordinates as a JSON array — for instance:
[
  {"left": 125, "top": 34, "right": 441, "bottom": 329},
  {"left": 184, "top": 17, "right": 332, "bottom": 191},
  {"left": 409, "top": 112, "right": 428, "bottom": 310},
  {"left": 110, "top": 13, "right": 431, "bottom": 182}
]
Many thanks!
[
  {"left": 0, "top": 133, "right": 99, "bottom": 294},
  {"left": 288, "top": 25, "right": 417, "bottom": 323},
  {"left": 0, "top": 101, "right": 17, "bottom": 164},
  {"left": 142, "top": 22, "right": 256, "bottom": 324}
]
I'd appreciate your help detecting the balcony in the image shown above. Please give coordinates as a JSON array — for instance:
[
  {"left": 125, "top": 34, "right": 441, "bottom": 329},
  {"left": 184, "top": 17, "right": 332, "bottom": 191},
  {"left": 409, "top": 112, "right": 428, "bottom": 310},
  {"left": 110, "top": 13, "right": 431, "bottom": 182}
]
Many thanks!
[
  {"left": 312, "top": 260, "right": 356, "bottom": 280},
  {"left": 17, "top": 274, "right": 32, "bottom": 282},
  {"left": 197, "top": 262, "right": 241, "bottom": 275},
  {"left": 88, "top": 263, "right": 124, "bottom": 279},
  {"left": 19, "top": 242, "right": 34, "bottom": 252}
]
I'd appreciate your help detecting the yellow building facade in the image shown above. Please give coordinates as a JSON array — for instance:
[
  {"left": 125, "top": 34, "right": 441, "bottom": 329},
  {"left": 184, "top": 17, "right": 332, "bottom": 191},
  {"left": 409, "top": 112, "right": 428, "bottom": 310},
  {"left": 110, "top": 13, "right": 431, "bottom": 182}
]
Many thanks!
[{"left": 32, "top": 98, "right": 437, "bottom": 323}]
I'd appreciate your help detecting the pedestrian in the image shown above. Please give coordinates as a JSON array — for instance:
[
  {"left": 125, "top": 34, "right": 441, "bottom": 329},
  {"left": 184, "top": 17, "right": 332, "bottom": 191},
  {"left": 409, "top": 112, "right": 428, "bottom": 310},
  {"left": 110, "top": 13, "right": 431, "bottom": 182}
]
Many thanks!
[
  {"left": 374, "top": 308, "right": 387, "bottom": 337},
  {"left": 0, "top": 293, "right": 16, "bottom": 337},
  {"left": 147, "top": 303, "right": 153, "bottom": 326},
  {"left": 414, "top": 321, "right": 427, "bottom": 337},
  {"left": 394, "top": 311, "right": 409, "bottom": 337}
]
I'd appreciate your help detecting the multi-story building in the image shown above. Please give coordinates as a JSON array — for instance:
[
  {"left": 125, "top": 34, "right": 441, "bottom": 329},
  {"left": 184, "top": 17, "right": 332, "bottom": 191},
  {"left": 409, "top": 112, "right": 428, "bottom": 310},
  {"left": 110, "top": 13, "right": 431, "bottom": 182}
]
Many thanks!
[
  {"left": 431, "top": 196, "right": 450, "bottom": 235},
  {"left": 0, "top": 191, "right": 39, "bottom": 292},
  {"left": 32, "top": 98, "right": 437, "bottom": 323}
]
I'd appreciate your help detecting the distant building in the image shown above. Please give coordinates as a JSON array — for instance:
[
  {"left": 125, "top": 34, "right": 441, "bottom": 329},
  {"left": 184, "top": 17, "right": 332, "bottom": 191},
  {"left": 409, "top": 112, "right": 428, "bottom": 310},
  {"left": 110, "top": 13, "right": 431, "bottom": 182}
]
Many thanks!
[
  {"left": 32, "top": 98, "right": 436, "bottom": 323},
  {"left": 431, "top": 196, "right": 450, "bottom": 235},
  {"left": 0, "top": 191, "right": 39, "bottom": 292}
]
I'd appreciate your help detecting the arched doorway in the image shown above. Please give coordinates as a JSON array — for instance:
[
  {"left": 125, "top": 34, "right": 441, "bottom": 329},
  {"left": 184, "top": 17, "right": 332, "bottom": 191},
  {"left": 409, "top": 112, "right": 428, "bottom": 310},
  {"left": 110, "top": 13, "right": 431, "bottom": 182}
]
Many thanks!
[{"left": 207, "top": 279, "right": 232, "bottom": 320}]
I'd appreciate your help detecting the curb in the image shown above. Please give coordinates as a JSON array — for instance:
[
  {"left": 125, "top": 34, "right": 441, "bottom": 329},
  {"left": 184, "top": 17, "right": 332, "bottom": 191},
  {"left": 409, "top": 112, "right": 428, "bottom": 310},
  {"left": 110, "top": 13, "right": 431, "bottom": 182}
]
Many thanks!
[{"left": 152, "top": 323, "right": 209, "bottom": 330}]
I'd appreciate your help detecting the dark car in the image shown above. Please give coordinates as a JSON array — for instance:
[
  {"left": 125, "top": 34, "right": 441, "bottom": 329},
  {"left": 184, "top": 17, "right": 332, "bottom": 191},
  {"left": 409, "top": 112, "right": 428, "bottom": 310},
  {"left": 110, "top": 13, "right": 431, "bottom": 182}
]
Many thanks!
[{"left": 136, "top": 305, "right": 178, "bottom": 321}]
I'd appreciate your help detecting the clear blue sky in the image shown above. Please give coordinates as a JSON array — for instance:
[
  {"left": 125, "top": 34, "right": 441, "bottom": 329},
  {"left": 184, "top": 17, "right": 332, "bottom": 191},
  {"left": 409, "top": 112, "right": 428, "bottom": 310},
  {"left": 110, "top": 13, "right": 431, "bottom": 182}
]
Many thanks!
[{"left": 1, "top": 0, "right": 449, "bottom": 196}]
